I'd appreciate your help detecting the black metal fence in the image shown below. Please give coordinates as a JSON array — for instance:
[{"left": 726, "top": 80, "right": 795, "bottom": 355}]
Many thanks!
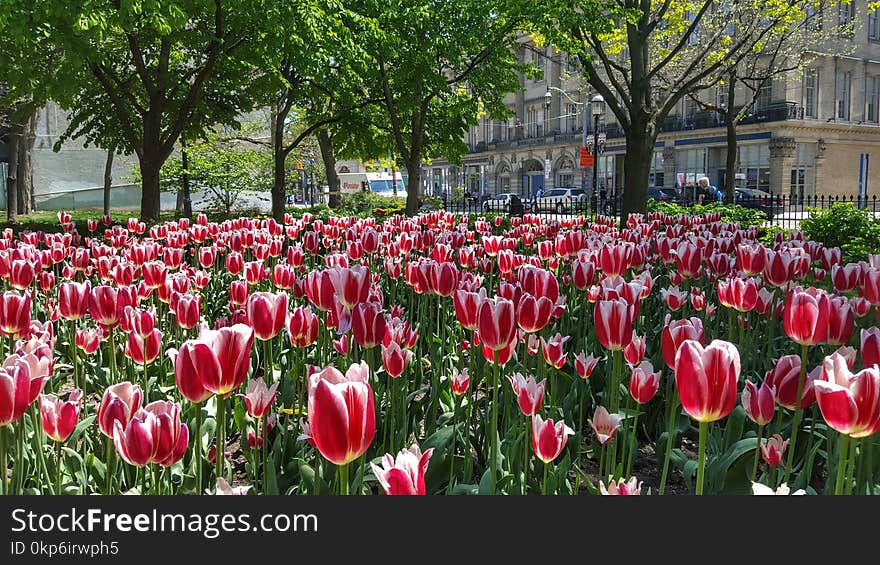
[{"left": 439, "top": 193, "right": 880, "bottom": 231}]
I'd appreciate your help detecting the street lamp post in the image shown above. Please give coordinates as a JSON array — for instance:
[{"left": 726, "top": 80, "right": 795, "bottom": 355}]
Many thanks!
[{"left": 591, "top": 94, "right": 605, "bottom": 215}]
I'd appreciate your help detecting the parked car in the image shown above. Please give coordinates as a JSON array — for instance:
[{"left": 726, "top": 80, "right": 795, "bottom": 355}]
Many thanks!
[
  {"left": 482, "top": 192, "right": 518, "bottom": 212},
  {"left": 534, "top": 187, "right": 590, "bottom": 212},
  {"left": 734, "top": 188, "right": 785, "bottom": 219},
  {"left": 648, "top": 186, "right": 682, "bottom": 203}
]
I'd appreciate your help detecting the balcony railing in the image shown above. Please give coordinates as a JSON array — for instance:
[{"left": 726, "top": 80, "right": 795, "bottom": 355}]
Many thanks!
[{"left": 466, "top": 101, "right": 806, "bottom": 153}]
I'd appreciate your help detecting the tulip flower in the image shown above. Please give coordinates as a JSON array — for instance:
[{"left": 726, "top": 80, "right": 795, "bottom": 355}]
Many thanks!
[
  {"left": 783, "top": 287, "right": 830, "bottom": 346},
  {"left": 239, "top": 378, "right": 278, "bottom": 420},
  {"left": 588, "top": 406, "right": 622, "bottom": 445},
  {"left": 333, "top": 334, "right": 350, "bottom": 356},
  {"left": 861, "top": 327, "right": 880, "bottom": 369},
  {"left": 246, "top": 292, "right": 288, "bottom": 341},
  {"left": 675, "top": 339, "right": 741, "bottom": 495},
  {"left": 760, "top": 434, "right": 788, "bottom": 467},
  {"left": 450, "top": 368, "right": 470, "bottom": 396},
  {"left": 629, "top": 361, "right": 661, "bottom": 404},
  {"left": 113, "top": 400, "right": 189, "bottom": 468},
  {"left": 506, "top": 372, "right": 546, "bottom": 416},
  {"left": 308, "top": 362, "right": 375, "bottom": 493},
  {"left": 826, "top": 296, "right": 854, "bottom": 346},
  {"left": 173, "top": 294, "right": 201, "bottom": 330},
  {"left": 594, "top": 298, "right": 634, "bottom": 351},
  {"left": 195, "top": 324, "right": 255, "bottom": 396},
  {"left": 532, "top": 414, "right": 575, "bottom": 464},
  {"left": 660, "top": 286, "right": 687, "bottom": 311},
  {"left": 352, "top": 302, "right": 387, "bottom": 349},
  {"left": 742, "top": 380, "right": 776, "bottom": 426},
  {"left": 477, "top": 296, "right": 516, "bottom": 351},
  {"left": 381, "top": 341, "right": 413, "bottom": 378},
  {"left": 751, "top": 482, "right": 806, "bottom": 495},
  {"left": 168, "top": 340, "right": 213, "bottom": 404},
  {"left": 661, "top": 317, "right": 704, "bottom": 370},
  {"left": 0, "top": 358, "right": 47, "bottom": 427},
  {"left": 287, "top": 306, "right": 319, "bottom": 348},
  {"left": 814, "top": 353, "right": 880, "bottom": 438},
  {"left": 39, "top": 390, "right": 83, "bottom": 442},
  {"left": 370, "top": 444, "right": 434, "bottom": 495},
  {"left": 598, "top": 476, "right": 643, "bottom": 495},
  {"left": 540, "top": 333, "right": 569, "bottom": 369},
  {"left": 97, "top": 382, "right": 144, "bottom": 438},
  {"left": 623, "top": 335, "right": 646, "bottom": 367},
  {"left": 124, "top": 328, "right": 162, "bottom": 365},
  {"left": 0, "top": 290, "right": 31, "bottom": 339},
  {"left": 574, "top": 352, "right": 599, "bottom": 380},
  {"left": 516, "top": 293, "right": 553, "bottom": 333},
  {"left": 75, "top": 327, "right": 102, "bottom": 354},
  {"left": 214, "top": 477, "right": 252, "bottom": 496},
  {"left": 763, "top": 354, "right": 813, "bottom": 410},
  {"left": 58, "top": 281, "right": 91, "bottom": 321}
]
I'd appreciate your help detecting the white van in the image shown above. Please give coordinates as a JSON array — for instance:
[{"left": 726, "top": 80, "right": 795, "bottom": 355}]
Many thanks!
[{"left": 337, "top": 172, "right": 406, "bottom": 199}]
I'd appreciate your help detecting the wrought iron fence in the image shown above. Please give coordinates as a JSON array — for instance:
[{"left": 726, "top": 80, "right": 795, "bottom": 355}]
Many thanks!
[{"left": 438, "top": 192, "right": 880, "bottom": 231}]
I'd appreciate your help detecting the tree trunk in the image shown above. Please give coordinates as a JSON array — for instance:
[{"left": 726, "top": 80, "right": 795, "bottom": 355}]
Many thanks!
[
  {"left": 270, "top": 98, "right": 292, "bottom": 223},
  {"left": 620, "top": 132, "right": 654, "bottom": 228},
  {"left": 16, "top": 112, "right": 36, "bottom": 215},
  {"left": 405, "top": 157, "right": 421, "bottom": 216},
  {"left": 139, "top": 155, "right": 162, "bottom": 223},
  {"left": 317, "top": 129, "right": 340, "bottom": 208},
  {"left": 6, "top": 122, "right": 22, "bottom": 223},
  {"left": 104, "top": 149, "right": 114, "bottom": 216},
  {"left": 181, "top": 139, "right": 192, "bottom": 218},
  {"left": 724, "top": 114, "right": 737, "bottom": 204}
]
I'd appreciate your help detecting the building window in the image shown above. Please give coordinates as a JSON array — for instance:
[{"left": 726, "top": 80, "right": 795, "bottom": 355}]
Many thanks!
[
  {"left": 755, "top": 79, "right": 772, "bottom": 113},
  {"left": 790, "top": 168, "right": 807, "bottom": 199},
  {"left": 527, "top": 106, "right": 540, "bottom": 138},
  {"left": 871, "top": 9, "right": 880, "bottom": 40},
  {"left": 804, "top": 68, "right": 818, "bottom": 118},
  {"left": 530, "top": 49, "right": 545, "bottom": 82},
  {"left": 566, "top": 103, "right": 579, "bottom": 133},
  {"left": 648, "top": 151, "right": 665, "bottom": 186},
  {"left": 716, "top": 84, "right": 728, "bottom": 111},
  {"left": 839, "top": 1, "right": 854, "bottom": 26},
  {"left": 869, "top": 76, "right": 880, "bottom": 123},
  {"left": 837, "top": 70, "right": 851, "bottom": 120}
]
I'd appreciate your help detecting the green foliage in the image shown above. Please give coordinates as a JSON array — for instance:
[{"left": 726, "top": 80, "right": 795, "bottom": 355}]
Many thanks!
[
  {"left": 646, "top": 199, "right": 768, "bottom": 227},
  {"left": 801, "top": 202, "right": 880, "bottom": 263},
  {"left": 335, "top": 192, "right": 407, "bottom": 218}
]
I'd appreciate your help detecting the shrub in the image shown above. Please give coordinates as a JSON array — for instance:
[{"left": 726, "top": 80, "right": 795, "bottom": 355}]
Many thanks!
[
  {"left": 800, "top": 202, "right": 880, "bottom": 262},
  {"left": 646, "top": 200, "right": 768, "bottom": 227},
  {"left": 336, "top": 192, "right": 407, "bottom": 218}
]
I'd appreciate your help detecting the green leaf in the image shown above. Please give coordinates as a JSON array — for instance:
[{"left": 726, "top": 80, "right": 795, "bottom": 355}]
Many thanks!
[{"left": 478, "top": 469, "right": 495, "bottom": 495}]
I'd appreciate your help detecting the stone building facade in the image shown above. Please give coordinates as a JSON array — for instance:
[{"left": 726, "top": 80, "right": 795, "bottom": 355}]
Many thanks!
[{"left": 423, "top": 1, "right": 880, "bottom": 203}]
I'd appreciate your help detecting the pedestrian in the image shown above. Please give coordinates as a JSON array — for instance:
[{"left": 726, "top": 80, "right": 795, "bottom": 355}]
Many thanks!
[{"left": 696, "top": 176, "right": 714, "bottom": 205}]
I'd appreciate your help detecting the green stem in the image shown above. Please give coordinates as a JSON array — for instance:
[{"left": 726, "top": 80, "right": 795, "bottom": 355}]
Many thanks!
[
  {"left": 523, "top": 417, "right": 529, "bottom": 495},
  {"left": 625, "top": 409, "right": 640, "bottom": 479},
  {"left": 262, "top": 413, "right": 269, "bottom": 495},
  {"left": 845, "top": 435, "right": 857, "bottom": 496},
  {"left": 215, "top": 394, "right": 226, "bottom": 481},
  {"left": 70, "top": 319, "right": 78, "bottom": 392},
  {"left": 153, "top": 464, "right": 160, "bottom": 496},
  {"left": 56, "top": 441, "right": 63, "bottom": 495},
  {"left": 448, "top": 396, "right": 458, "bottom": 494},
  {"left": 31, "top": 406, "right": 52, "bottom": 495},
  {"left": 752, "top": 424, "right": 764, "bottom": 481},
  {"left": 108, "top": 328, "right": 117, "bottom": 383},
  {"left": 490, "top": 350, "right": 500, "bottom": 493},
  {"left": 542, "top": 462, "right": 550, "bottom": 495},
  {"left": 658, "top": 388, "right": 679, "bottom": 495},
  {"left": 194, "top": 404, "right": 202, "bottom": 495},
  {"left": 338, "top": 462, "right": 349, "bottom": 496},
  {"left": 696, "top": 421, "right": 709, "bottom": 496},
  {"left": 834, "top": 433, "right": 849, "bottom": 495},
  {"left": 105, "top": 436, "right": 113, "bottom": 494},
  {"left": 0, "top": 425, "right": 6, "bottom": 496},
  {"left": 782, "top": 343, "right": 809, "bottom": 484}
]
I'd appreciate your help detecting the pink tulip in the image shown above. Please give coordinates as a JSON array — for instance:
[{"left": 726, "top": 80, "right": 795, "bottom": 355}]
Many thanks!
[
  {"left": 381, "top": 341, "right": 413, "bottom": 378},
  {"left": 863, "top": 327, "right": 880, "bottom": 369},
  {"left": 540, "top": 333, "right": 569, "bottom": 369},
  {"left": 574, "top": 351, "right": 599, "bottom": 379},
  {"left": 629, "top": 361, "right": 661, "bottom": 404},
  {"left": 195, "top": 324, "right": 255, "bottom": 395},
  {"left": 589, "top": 405, "right": 623, "bottom": 445},
  {"left": 532, "top": 414, "right": 574, "bottom": 463},
  {"left": 97, "top": 382, "right": 144, "bottom": 438},
  {"left": 814, "top": 352, "right": 880, "bottom": 438},
  {"left": 0, "top": 358, "right": 47, "bottom": 426},
  {"left": 783, "top": 287, "right": 829, "bottom": 346},
  {"left": 307, "top": 361, "right": 376, "bottom": 465},
  {"left": 477, "top": 296, "right": 517, "bottom": 351},
  {"left": 675, "top": 339, "right": 741, "bottom": 423},
  {"left": 450, "top": 368, "right": 470, "bottom": 395},
  {"left": 598, "top": 476, "right": 643, "bottom": 495},
  {"left": 124, "top": 328, "right": 162, "bottom": 365},
  {"left": 623, "top": 335, "right": 646, "bottom": 367},
  {"left": 39, "top": 390, "right": 83, "bottom": 442},
  {"left": 168, "top": 340, "right": 214, "bottom": 404},
  {"left": 594, "top": 298, "right": 634, "bottom": 351},
  {"left": 239, "top": 378, "right": 279, "bottom": 419},
  {"left": 506, "top": 372, "right": 546, "bottom": 416},
  {"left": 760, "top": 434, "right": 788, "bottom": 467},
  {"left": 370, "top": 444, "right": 434, "bottom": 495},
  {"left": 246, "top": 291, "right": 288, "bottom": 341},
  {"left": 741, "top": 380, "right": 776, "bottom": 425},
  {"left": 113, "top": 400, "right": 189, "bottom": 467}
]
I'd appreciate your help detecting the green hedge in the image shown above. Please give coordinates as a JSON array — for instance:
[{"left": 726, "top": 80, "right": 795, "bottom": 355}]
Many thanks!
[
  {"left": 800, "top": 202, "right": 880, "bottom": 263},
  {"left": 647, "top": 199, "right": 768, "bottom": 226}
]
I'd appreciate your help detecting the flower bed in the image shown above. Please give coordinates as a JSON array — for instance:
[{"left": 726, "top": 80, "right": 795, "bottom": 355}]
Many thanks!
[{"left": 0, "top": 209, "right": 877, "bottom": 496}]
